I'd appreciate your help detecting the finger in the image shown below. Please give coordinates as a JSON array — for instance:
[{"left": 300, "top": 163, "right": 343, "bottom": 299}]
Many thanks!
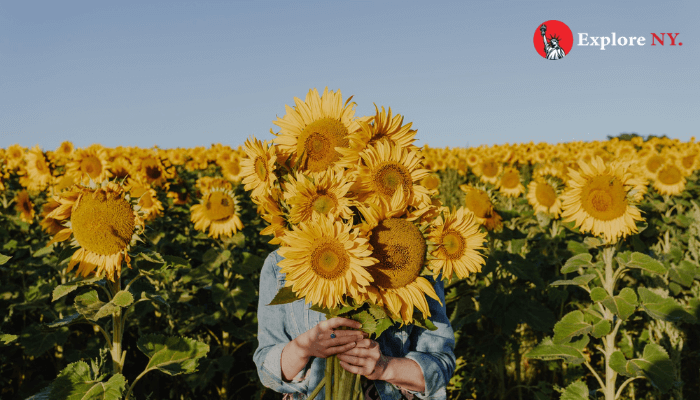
[
  {"left": 317, "top": 329, "right": 363, "bottom": 340},
  {"left": 337, "top": 353, "right": 364, "bottom": 366},
  {"left": 354, "top": 338, "right": 373, "bottom": 348},
  {"left": 324, "top": 341, "right": 357, "bottom": 357},
  {"left": 326, "top": 317, "right": 363, "bottom": 330},
  {"left": 338, "top": 359, "right": 364, "bottom": 375}
]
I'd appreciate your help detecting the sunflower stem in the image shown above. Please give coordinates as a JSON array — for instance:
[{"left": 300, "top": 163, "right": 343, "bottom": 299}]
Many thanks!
[
  {"left": 325, "top": 355, "right": 333, "bottom": 400},
  {"left": 601, "top": 244, "right": 618, "bottom": 400},
  {"left": 108, "top": 279, "right": 125, "bottom": 375}
]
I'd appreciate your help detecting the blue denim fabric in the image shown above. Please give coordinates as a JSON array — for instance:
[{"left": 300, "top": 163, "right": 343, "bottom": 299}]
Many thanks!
[{"left": 253, "top": 250, "right": 456, "bottom": 400}]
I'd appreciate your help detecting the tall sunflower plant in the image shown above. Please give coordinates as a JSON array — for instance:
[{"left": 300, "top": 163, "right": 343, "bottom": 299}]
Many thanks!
[
  {"left": 31, "top": 179, "right": 209, "bottom": 400},
  {"left": 241, "top": 88, "right": 488, "bottom": 399},
  {"left": 526, "top": 156, "right": 693, "bottom": 400}
]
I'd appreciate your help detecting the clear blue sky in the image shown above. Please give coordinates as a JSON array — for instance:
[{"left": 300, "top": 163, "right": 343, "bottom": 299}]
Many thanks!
[{"left": 1, "top": 1, "right": 697, "bottom": 150}]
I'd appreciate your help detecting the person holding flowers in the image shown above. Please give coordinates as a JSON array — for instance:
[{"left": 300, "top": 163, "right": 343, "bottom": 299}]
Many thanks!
[{"left": 247, "top": 88, "right": 487, "bottom": 399}]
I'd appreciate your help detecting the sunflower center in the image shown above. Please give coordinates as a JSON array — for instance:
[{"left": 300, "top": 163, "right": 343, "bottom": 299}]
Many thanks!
[
  {"left": 464, "top": 189, "right": 492, "bottom": 219},
  {"left": 373, "top": 162, "right": 411, "bottom": 197},
  {"left": 81, "top": 156, "right": 103, "bottom": 179},
  {"left": 581, "top": 175, "right": 627, "bottom": 221},
  {"left": 254, "top": 157, "right": 268, "bottom": 181},
  {"left": 71, "top": 190, "right": 135, "bottom": 256},
  {"left": 203, "top": 191, "right": 235, "bottom": 221},
  {"left": 368, "top": 218, "right": 426, "bottom": 289},
  {"left": 142, "top": 159, "right": 162, "bottom": 180},
  {"left": 442, "top": 231, "right": 465, "bottom": 258},
  {"left": 310, "top": 238, "right": 350, "bottom": 280},
  {"left": 422, "top": 175, "right": 440, "bottom": 190},
  {"left": 482, "top": 160, "right": 499, "bottom": 178},
  {"left": 312, "top": 194, "right": 336, "bottom": 214},
  {"left": 21, "top": 198, "right": 31, "bottom": 213},
  {"left": 646, "top": 155, "right": 664, "bottom": 173},
  {"left": 35, "top": 156, "right": 48, "bottom": 173},
  {"left": 501, "top": 170, "right": 520, "bottom": 189},
  {"left": 681, "top": 154, "right": 696, "bottom": 170},
  {"left": 227, "top": 160, "right": 241, "bottom": 176},
  {"left": 297, "top": 118, "right": 349, "bottom": 172},
  {"left": 658, "top": 165, "right": 682, "bottom": 185},
  {"left": 535, "top": 182, "right": 557, "bottom": 208}
]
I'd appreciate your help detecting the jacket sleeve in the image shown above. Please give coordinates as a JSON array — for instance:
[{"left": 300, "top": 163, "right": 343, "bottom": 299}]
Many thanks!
[
  {"left": 403, "top": 276, "right": 456, "bottom": 399},
  {"left": 252, "top": 250, "right": 312, "bottom": 394}
]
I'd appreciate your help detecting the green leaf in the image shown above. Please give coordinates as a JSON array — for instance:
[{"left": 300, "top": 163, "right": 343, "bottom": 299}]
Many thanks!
[
  {"left": 668, "top": 261, "right": 696, "bottom": 288},
  {"left": 551, "top": 274, "right": 597, "bottom": 287},
  {"left": 52, "top": 277, "right": 104, "bottom": 302},
  {"left": 583, "top": 237, "right": 604, "bottom": 249},
  {"left": 112, "top": 290, "right": 134, "bottom": 307},
  {"left": 137, "top": 334, "right": 209, "bottom": 376},
  {"left": 609, "top": 350, "right": 629, "bottom": 377},
  {"left": 202, "top": 248, "right": 230, "bottom": 269},
  {"left": 44, "top": 314, "right": 86, "bottom": 330},
  {"left": 74, "top": 290, "right": 128, "bottom": 321},
  {"left": 638, "top": 287, "right": 696, "bottom": 323},
  {"left": 591, "top": 319, "right": 611, "bottom": 338},
  {"left": 590, "top": 287, "right": 609, "bottom": 302},
  {"left": 525, "top": 336, "right": 589, "bottom": 365},
  {"left": 601, "top": 287, "right": 638, "bottom": 320},
  {"left": 32, "top": 244, "right": 55, "bottom": 258},
  {"left": 49, "top": 361, "right": 126, "bottom": 400},
  {"left": 626, "top": 343, "right": 676, "bottom": 393},
  {"left": 567, "top": 241, "right": 588, "bottom": 255},
  {"left": 1, "top": 333, "right": 18, "bottom": 346},
  {"left": 560, "top": 380, "right": 589, "bottom": 400},
  {"left": 553, "top": 311, "right": 592, "bottom": 344},
  {"left": 618, "top": 252, "right": 666, "bottom": 275},
  {"left": 268, "top": 286, "right": 299, "bottom": 306},
  {"left": 561, "top": 254, "right": 593, "bottom": 274},
  {"left": 234, "top": 252, "right": 264, "bottom": 275},
  {"left": 21, "top": 326, "right": 70, "bottom": 357},
  {"left": 162, "top": 255, "right": 190, "bottom": 268},
  {"left": 0, "top": 253, "right": 11, "bottom": 265}
]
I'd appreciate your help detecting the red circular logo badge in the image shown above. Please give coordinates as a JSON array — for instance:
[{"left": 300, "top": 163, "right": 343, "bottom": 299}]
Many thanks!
[{"left": 533, "top": 20, "right": 573, "bottom": 60}]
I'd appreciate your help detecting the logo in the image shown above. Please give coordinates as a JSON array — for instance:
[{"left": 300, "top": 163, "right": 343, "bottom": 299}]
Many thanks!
[{"left": 533, "top": 20, "right": 573, "bottom": 60}]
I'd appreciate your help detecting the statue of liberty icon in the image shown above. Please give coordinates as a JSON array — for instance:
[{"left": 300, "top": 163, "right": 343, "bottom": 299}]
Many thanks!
[{"left": 540, "top": 24, "right": 566, "bottom": 60}]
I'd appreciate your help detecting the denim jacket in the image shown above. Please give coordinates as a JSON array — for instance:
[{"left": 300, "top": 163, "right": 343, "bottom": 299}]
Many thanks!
[{"left": 253, "top": 250, "right": 456, "bottom": 399}]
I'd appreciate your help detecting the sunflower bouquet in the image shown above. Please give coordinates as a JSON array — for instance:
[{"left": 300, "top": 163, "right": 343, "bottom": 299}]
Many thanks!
[{"left": 242, "top": 88, "right": 488, "bottom": 399}]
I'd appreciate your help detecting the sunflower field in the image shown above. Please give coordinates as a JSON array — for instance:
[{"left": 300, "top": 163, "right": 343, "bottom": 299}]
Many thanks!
[{"left": 1, "top": 89, "right": 700, "bottom": 400}]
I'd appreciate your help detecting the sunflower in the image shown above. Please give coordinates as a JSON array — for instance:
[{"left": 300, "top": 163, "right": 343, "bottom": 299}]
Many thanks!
[
  {"left": 46, "top": 181, "right": 144, "bottom": 282},
  {"left": 283, "top": 168, "right": 354, "bottom": 225},
  {"left": 254, "top": 193, "right": 287, "bottom": 245},
  {"left": 21, "top": 146, "right": 52, "bottom": 191},
  {"left": 218, "top": 155, "right": 244, "bottom": 183},
  {"left": 40, "top": 198, "right": 65, "bottom": 235},
  {"left": 641, "top": 152, "right": 665, "bottom": 180},
  {"left": 337, "top": 105, "right": 417, "bottom": 169},
  {"left": 272, "top": 87, "right": 359, "bottom": 173},
  {"left": 526, "top": 179, "right": 562, "bottom": 217},
  {"left": 428, "top": 207, "right": 487, "bottom": 281},
  {"left": 460, "top": 185, "right": 502, "bottom": 231},
  {"left": 241, "top": 137, "right": 277, "bottom": 200},
  {"left": 134, "top": 153, "right": 174, "bottom": 188},
  {"left": 560, "top": 156, "right": 644, "bottom": 243},
  {"left": 277, "top": 216, "right": 376, "bottom": 310},
  {"left": 474, "top": 157, "right": 502, "bottom": 185},
  {"left": 358, "top": 201, "right": 441, "bottom": 324},
  {"left": 420, "top": 173, "right": 441, "bottom": 194},
  {"left": 190, "top": 184, "right": 244, "bottom": 239},
  {"left": 6, "top": 144, "right": 26, "bottom": 171},
  {"left": 353, "top": 141, "right": 431, "bottom": 210},
  {"left": 498, "top": 166, "right": 525, "bottom": 197},
  {"left": 50, "top": 141, "right": 75, "bottom": 165},
  {"left": 128, "top": 180, "right": 164, "bottom": 221},
  {"left": 109, "top": 156, "right": 134, "bottom": 181},
  {"left": 15, "top": 190, "right": 35, "bottom": 223},
  {"left": 653, "top": 162, "right": 686, "bottom": 196},
  {"left": 65, "top": 146, "right": 112, "bottom": 183}
]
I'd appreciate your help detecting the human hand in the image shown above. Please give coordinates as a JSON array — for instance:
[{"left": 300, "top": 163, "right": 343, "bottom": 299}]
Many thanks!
[
  {"left": 293, "top": 317, "right": 366, "bottom": 360},
  {"left": 337, "top": 338, "right": 389, "bottom": 380}
]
